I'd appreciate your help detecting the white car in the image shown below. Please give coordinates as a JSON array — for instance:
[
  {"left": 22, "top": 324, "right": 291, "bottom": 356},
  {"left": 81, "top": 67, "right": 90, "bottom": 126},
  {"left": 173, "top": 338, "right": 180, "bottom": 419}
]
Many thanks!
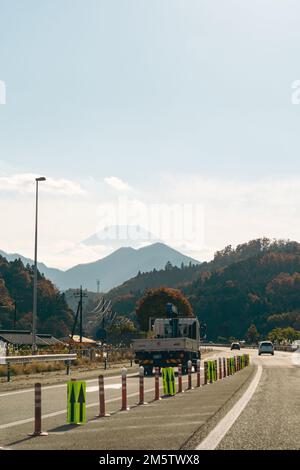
[{"left": 258, "top": 341, "right": 274, "bottom": 356}]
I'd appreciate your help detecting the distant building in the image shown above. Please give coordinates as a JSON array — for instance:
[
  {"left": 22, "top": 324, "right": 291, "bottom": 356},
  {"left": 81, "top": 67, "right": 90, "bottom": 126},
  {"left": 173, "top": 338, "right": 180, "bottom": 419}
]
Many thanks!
[
  {"left": 0, "top": 330, "right": 63, "bottom": 347},
  {"left": 60, "top": 334, "right": 98, "bottom": 347}
]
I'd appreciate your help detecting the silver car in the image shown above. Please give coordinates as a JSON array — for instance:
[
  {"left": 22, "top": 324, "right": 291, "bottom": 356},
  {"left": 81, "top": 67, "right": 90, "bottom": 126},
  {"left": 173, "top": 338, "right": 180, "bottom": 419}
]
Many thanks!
[{"left": 258, "top": 341, "right": 274, "bottom": 356}]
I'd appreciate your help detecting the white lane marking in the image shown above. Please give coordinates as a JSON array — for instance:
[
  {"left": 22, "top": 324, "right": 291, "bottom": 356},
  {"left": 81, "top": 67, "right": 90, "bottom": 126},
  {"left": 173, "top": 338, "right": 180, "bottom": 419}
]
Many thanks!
[
  {"left": 86, "top": 384, "right": 122, "bottom": 392},
  {"left": 0, "top": 373, "right": 137, "bottom": 398},
  {"left": 195, "top": 365, "right": 263, "bottom": 450}
]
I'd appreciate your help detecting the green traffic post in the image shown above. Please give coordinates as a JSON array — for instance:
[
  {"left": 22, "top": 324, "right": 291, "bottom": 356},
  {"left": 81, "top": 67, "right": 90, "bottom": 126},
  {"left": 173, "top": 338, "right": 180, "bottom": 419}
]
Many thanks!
[
  {"left": 162, "top": 367, "right": 176, "bottom": 396},
  {"left": 209, "top": 361, "right": 213, "bottom": 384},
  {"left": 168, "top": 367, "right": 176, "bottom": 396},
  {"left": 67, "top": 379, "right": 87, "bottom": 425}
]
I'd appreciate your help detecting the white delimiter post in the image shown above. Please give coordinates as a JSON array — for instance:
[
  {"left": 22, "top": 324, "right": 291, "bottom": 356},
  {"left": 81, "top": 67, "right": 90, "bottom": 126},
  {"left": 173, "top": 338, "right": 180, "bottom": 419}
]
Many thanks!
[
  {"left": 121, "top": 367, "right": 129, "bottom": 411},
  {"left": 138, "top": 366, "right": 146, "bottom": 405}
]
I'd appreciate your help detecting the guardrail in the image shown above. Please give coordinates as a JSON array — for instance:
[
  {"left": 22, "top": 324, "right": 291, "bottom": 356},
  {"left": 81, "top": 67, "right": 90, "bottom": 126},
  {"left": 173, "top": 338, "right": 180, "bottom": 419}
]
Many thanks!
[
  {"left": 0, "top": 354, "right": 77, "bottom": 382},
  {"left": 201, "top": 342, "right": 295, "bottom": 352},
  {"left": 1, "top": 353, "right": 77, "bottom": 365}
]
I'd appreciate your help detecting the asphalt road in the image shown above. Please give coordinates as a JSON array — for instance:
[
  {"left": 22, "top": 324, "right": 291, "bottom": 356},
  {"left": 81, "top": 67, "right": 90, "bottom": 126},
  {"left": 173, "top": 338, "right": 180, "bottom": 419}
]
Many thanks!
[
  {"left": 0, "top": 347, "right": 299, "bottom": 450},
  {"left": 215, "top": 348, "right": 300, "bottom": 450}
]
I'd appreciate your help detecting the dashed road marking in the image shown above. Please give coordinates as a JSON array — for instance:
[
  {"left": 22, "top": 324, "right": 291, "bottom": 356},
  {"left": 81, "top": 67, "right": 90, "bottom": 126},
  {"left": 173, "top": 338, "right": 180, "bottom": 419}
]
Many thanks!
[
  {"left": 0, "top": 373, "right": 137, "bottom": 398},
  {"left": 86, "top": 384, "right": 122, "bottom": 392}
]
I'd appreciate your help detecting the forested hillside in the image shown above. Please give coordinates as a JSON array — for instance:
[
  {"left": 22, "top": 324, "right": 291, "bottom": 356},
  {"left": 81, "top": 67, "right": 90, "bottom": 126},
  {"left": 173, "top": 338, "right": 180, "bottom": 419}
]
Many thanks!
[
  {"left": 2, "top": 239, "right": 300, "bottom": 342},
  {"left": 185, "top": 250, "right": 300, "bottom": 340},
  {"left": 107, "top": 239, "right": 300, "bottom": 340},
  {"left": 0, "top": 256, "right": 73, "bottom": 337}
]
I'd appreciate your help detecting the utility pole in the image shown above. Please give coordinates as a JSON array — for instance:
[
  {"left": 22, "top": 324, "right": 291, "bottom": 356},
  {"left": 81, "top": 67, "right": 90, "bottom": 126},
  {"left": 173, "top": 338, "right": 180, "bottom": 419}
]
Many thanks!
[
  {"left": 97, "top": 280, "right": 100, "bottom": 294},
  {"left": 74, "top": 286, "right": 88, "bottom": 344},
  {"left": 79, "top": 287, "right": 83, "bottom": 343}
]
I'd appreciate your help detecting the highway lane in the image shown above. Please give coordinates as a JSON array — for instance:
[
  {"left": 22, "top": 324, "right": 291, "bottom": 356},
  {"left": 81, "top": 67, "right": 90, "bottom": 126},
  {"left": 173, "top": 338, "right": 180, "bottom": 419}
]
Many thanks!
[
  {"left": 0, "top": 351, "right": 223, "bottom": 428},
  {"left": 193, "top": 347, "right": 299, "bottom": 450},
  {"left": 0, "top": 348, "right": 250, "bottom": 449},
  {"left": 0, "top": 348, "right": 232, "bottom": 446},
  {"left": 0, "top": 373, "right": 137, "bottom": 428},
  {"left": 215, "top": 348, "right": 300, "bottom": 450},
  {"left": 0, "top": 373, "right": 155, "bottom": 436},
  {"left": 0, "top": 358, "right": 215, "bottom": 447}
]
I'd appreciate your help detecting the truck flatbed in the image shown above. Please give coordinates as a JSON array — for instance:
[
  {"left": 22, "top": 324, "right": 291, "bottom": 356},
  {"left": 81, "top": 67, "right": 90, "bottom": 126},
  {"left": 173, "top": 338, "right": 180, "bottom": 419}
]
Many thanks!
[{"left": 132, "top": 337, "right": 200, "bottom": 353}]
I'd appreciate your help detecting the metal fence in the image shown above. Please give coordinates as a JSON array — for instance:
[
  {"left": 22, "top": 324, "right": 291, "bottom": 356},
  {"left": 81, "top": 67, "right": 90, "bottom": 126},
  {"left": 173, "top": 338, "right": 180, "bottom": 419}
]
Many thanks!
[{"left": 1, "top": 353, "right": 77, "bottom": 365}]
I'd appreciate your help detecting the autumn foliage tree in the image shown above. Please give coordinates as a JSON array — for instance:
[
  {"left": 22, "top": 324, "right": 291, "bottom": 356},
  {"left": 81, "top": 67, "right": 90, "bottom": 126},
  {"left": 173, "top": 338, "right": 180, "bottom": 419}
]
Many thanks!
[
  {"left": 135, "top": 287, "right": 194, "bottom": 332},
  {"left": 268, "top": 327, "right": 300, "bottom": 343},
  {"left": 245, "top": 324, "right": 260, "bottom": 344}
]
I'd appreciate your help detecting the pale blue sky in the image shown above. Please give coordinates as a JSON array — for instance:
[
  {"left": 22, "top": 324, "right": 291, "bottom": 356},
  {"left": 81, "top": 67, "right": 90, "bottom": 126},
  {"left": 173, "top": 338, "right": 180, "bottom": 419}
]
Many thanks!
[
  {"left": 1, "top": 1, "right": 300, "bottom": 267},
  {"left": 1, "top": 0, "right": 300, "bottom": 179}
]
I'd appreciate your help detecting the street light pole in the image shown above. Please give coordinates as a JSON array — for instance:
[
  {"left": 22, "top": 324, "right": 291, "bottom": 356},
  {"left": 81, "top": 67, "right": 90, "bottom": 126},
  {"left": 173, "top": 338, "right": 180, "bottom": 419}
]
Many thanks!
[{"left": 32, "top": 177, "right": 46, "bottom": 354}]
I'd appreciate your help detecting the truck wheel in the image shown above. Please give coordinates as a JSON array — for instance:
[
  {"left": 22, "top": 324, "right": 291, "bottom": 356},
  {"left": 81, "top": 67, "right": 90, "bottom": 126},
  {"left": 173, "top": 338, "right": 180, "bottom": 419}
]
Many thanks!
[
  {"left": 182, "top": 366, "right": 188, "bottom": 375},
  {"left": 144, "top": 366, "right": 153, "bottom": 376}
]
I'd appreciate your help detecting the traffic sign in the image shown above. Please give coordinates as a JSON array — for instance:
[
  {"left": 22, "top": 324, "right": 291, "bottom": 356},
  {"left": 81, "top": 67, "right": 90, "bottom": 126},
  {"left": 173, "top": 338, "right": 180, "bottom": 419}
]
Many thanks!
[
  {"left": 162, "top": 367, "right": 176, "bottom": 396},
  {"left": 67, "top": 381, "right": 86, "bottom": 424}
]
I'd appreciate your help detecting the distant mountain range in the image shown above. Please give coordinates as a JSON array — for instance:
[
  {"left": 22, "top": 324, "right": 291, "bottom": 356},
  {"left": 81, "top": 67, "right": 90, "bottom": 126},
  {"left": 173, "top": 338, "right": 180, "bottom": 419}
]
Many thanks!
[
  {"left": 0, "top": 243, "right": 200, "bottom": 292},
  {"left": 0, "top": 249, "right": 62, "bottom": 283},
  {"left": 80, "top": 225, "right": 161, "bottom": 249},
  {"left": 58, "top": 225, "right": 162, "bottom": 263}
]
